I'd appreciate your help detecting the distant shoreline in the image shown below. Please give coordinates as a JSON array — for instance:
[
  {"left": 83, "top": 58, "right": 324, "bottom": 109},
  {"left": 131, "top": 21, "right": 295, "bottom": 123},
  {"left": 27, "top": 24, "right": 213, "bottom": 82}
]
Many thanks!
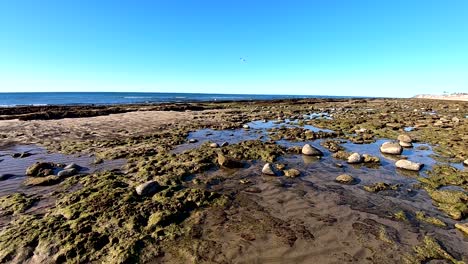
[{"left": 413, "top": 94, "right": 468, "bottom": 102}]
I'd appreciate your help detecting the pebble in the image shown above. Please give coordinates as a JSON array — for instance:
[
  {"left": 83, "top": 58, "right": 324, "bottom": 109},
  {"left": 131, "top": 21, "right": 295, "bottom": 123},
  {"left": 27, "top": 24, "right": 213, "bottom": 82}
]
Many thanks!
[
  {"left": 380, "top": 142, "right": 403, "bottom": 155},
  {"left": 464, "top": 159, "right": 468, "bottom": 166},
  {"left": 135, "top": 181, "right": 160, "bottom": 196},
  {"left": 347, "top": 153, "right": 362, "bottom": 164},
  {"left": 302, "top": 144, "right": 323, "bottom": 156},
  {"left": 209, "top": 142, "right": 219, "bottom": 148},
  {"left": 221, "top": 142, "right": 229, "bottom": 147},
  {"left": 335, "top": 174, "right": 355, "bottom": 184},
  {"left": 188, "top": 139, "right": 198, "bottom": 143},
  {"left": 395, "top": 159, "right": 423, "bottom": 171},
  {"left": 242, "top": 124, "right": 250, "bottom": 129},
  {"left": 262, "top": 163, "right": 276, "bottom": 175}
]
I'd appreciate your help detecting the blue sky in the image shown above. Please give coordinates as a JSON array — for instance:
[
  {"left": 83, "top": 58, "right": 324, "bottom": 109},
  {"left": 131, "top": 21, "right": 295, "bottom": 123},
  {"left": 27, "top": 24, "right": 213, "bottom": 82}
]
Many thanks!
[{"left": 0, "top": 0, "right": 467, "bottom": 97}]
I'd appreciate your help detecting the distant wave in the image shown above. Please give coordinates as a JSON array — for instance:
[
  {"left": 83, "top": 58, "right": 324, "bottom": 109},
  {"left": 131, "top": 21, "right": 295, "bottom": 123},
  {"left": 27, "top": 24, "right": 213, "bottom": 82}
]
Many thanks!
[{"left": 123, "top": 96, "right": 153, "bottom": 99}]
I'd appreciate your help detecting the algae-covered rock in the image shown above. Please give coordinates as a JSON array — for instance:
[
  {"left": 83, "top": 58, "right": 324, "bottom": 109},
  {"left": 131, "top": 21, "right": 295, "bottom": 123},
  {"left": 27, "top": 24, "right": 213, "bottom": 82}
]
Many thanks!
[
  {"left": 415, "top": 211, "right": 446, "bottom": 227},
  {"left": 25, "top": 162, "right": 55, "bottom": 177},
  {"left": 217, "top": 154, "right": 243, "bottom": 168},
  {"left": 335, "top": 174, "right": 355, "bottom": 184},
  {"left": 418, "top": 165, "right": 468, "bottom": 190},
  {"left": 0, "top": 193, "right": 37, "bottom": 216},
  {"left": 455, "top": 223, "right": 468, "bottom": 236},
  {"left": 23, "top": 175, "right": 61, "bottom": 186},
  {"left": 364, "top": 182, "right": 400, "bottom": 193},
  {"left": 362, "top": 154, "right": 380, "bottom": 163},
  {"left": 403, "top": 236, "right": 464, "bottom": 264},
  {"left": 426, "top": 189, "right": 468, "bottom": 220},
  {"left": 284, "top": 169, "right": 300, "bottom": 178},
  {"left": 57, "top": 168, "right": 77, "bottom": 178}
]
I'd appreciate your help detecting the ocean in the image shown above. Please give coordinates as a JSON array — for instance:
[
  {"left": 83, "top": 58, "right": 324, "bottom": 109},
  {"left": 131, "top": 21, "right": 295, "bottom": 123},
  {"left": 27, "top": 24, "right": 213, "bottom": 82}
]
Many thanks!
[{"left": 0, "top": 92, "right": 350, "bottom": 107}]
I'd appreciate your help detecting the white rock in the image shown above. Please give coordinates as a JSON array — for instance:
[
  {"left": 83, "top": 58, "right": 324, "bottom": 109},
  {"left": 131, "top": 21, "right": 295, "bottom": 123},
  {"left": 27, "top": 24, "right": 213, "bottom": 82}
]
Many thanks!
[
  {"left": 136, "top": 181, "right": 160, "bottom": 196},
  {"left": 380, "top": 142, "right": 403, "bottom": 155},
  {"left": 399, "top": 141, "right": 413, "bottom": 148},
  {"left": 57, "top": 168, "right": 77, "bottom": 178},
  {"left": 209, "top": 142, "right": 219, "bottom": 148},
  {"left": 243, "top": 124, "right": 250, "bottom": 129},
  {"left": 347, "top": 153, "right": 362, "bottom": 164},
  {"left": 262, "top": 163, "right": 276, "bottom": 175},
  {"left": 463, "top": 159, "right": 468, "bottom": 166},
  {"left": 395, "top": 160, "right": 423, "bottom": 171},
  {"left": 301, "top": 144, "right": 323, "bottom": 156}
]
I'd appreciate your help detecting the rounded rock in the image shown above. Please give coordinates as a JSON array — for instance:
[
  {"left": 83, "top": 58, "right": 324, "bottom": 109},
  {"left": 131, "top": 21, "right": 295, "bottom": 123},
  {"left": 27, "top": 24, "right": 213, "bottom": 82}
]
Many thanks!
[
  {"left": 397, "top": 134, "right": 412, "bottom": 143},
  {"left": 262, "top": 163, "right": 276, "bottom": 175},
  {"left": 209, "top": 142, "right": 219, "bottom": 148},
  {"left": 57, "top": 168, "right": 77, "bottom": 178},
  {"left": 220, "top": 142, "right": 229, "bottom": 147},
  {"left": 335, "top": 174, "right": 355, "bottom": 184},
  {"left": 284, "top": 169, "right": 300, "bottom": 178},
  {"left": 399, "top": 141, "right": 413, "bottom": 148},
  {"left": 135, "top": 181, "right": 160, "bottom": 196},
  {"left": 380, "top": 142, "right": 403, "bottom": 155},
  {"left": 0, "top": 174, "right": 14, "bottom": 181},
  {"left": 242, "top": 124, "right": 250, "bottom": 129},
  {"left": 64, "top": 163, "right": 81, "bottom": 170},
  {"left": 347, "top": 153, "right": 362, "bottom": 164},
  {"left": 302, "top": 144, "right": 323, "bottom": 156},
  {"left": 464, "top": 159, "right": 468, "bottom": 166},
  {"left": 188, "top": 139, "right": 198, "bottom": 143},
  {"left": 395, "top": 159, "right": 423, "bottom": 171}
]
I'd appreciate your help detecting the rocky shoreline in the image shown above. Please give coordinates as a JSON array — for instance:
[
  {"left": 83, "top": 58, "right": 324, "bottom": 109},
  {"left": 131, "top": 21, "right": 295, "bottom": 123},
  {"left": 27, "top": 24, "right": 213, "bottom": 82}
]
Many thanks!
[{"left": 0, "top": 98, "right": 467, "bottom": 263}]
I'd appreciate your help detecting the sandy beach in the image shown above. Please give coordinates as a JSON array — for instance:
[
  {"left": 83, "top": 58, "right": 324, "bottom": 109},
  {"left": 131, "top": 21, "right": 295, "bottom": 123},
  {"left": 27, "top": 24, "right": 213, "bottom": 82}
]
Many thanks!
[{"left": 0, "top": 98, "right": 467, "bottom": 263}]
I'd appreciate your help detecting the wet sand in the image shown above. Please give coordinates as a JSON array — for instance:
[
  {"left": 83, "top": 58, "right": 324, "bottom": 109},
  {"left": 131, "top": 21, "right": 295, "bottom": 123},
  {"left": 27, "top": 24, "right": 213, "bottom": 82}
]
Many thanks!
[{"left": 0, "top": 98, "right": 467, "bottom": 263}]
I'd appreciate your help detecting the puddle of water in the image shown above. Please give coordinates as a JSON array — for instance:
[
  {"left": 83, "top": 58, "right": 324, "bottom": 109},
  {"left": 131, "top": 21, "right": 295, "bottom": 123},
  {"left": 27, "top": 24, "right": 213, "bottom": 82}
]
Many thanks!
[{"left": 0, "top": 145, "right": 126, "bottom": 196}]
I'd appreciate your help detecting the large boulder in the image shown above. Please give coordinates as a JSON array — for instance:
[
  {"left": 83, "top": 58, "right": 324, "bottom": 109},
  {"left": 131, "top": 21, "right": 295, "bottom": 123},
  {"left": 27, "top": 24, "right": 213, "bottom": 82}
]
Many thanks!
[
  {"left": 302, "top": 144, "right": 323, "bottom": 156},
  {"left": 135, "top": 181, "right": 160, "bottom": 196},
  {"left": 380, "top": 142, "right": 403, "bottom": 155},
  {"left": 395, "top": 160, "right": 423, "bottom": 171},
  {"left": 25, "top": 162, "right": 55, "bottom": 177},
  {"left": 217, "top": 154, "right": 243, "bottom": 168}
]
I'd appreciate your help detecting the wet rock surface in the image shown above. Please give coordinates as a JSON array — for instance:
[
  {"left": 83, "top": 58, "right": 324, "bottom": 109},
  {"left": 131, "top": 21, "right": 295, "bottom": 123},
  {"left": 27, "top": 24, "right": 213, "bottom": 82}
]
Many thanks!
[{"left": 0, "top": 98, "right": 467, "bottom": 263}]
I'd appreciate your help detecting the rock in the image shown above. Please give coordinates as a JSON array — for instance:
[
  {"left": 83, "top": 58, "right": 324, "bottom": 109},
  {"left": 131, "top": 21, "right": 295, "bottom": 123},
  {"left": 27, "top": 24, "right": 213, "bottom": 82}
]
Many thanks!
[
  {"left": 12, "top": 152, "right": 32, "bottom": 158},
  {"left": 364, "top": 182, "right": 400, "bottom": 192},
  {"left": 362, "top": 154, "right": 380, "bottom": 163},
  {"left": 242, "top": 124, "right": 250, "bottom": 129},
  {"left": 284, "top": 169, "right": 300, "bottom": 178},
  {"left": 397, "top": 134, "right": 412, "bottom": 143},
  {"left": 464, "top": 159, "right": 468, "bottom": 166},
  {"left": 399, "top": 141, "right": 413, "bottom": 148},
  {"left": 135, "top": 181, "right": 160, "bottom": 196},
  {"left": 0, "top": 174, "right": 14, "bottom": 181},
  {"left": 25, "top": 162, "right": 55, "bottom": 177},
  {"left": 455, "top": 223, "right": 468, "bottom": 236},
  {"left": 64, "top": 163, "right": 81, "bottom": 170},
  {"left": 380, "top": 142, "right": 403, "bottom": 155},
  {"left": 57, "top": 168, "right": 77, "bottom": 178},
  {"left": 335, "top": 174, "right": 355, "bottom": 184},
  {"left": 262, "top": 163, "right": 276, "bottom": 175},
  {"left": 347, "top": 153, "right": 362, "bottom": 164},
  {"left": 301, "top": 144, "right": 323, "bottom": 156},
  {"left": 188, "top": 139, "right": 198, "bottom": 143},
  {"left": 217, "top": 154, "right": 243, "bottom": 168},
  {"left": 209, "top": 142, "right": 219, "bottom": 148},
  {"left": 395, "top": 160, "right": 423, "bottom": 171},
  {"left": 220, "top": 142, "right": 229, "bottom": 147},
  {"left": 244, "top": 187, "right": 261, "bottom": 193},
  {"left": 23, "top": 175, "right": 61, "bottom": 186}
]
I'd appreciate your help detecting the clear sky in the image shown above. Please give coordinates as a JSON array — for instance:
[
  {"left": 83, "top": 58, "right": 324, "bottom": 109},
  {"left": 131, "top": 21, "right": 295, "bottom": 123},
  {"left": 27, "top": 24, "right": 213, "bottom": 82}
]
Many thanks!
[{"left": 0, "top": 0, "right": 467, "bottom": 97}]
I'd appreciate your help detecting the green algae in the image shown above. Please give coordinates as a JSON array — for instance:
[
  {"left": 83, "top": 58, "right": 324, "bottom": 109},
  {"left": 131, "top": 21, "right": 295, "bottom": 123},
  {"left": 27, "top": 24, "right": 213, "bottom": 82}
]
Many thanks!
[
  {"left": 425, "top": 189, "right": 468, "bottom": 220},
  {"left": 403, "top": 236, "right": 465, "bottom": 264},
  {"left": 0, "top": 193, "right": 38, "bottom": 216},
  {"left": 364, "top": 182, "right": 400, "bottom": 193},
  {"left": 415, "top": 211, "right": 446, "bottom": 227},
  {"left": 394, "top": 210, "right": 409, "bottom": 222},
  {"left": 418, "top": 165, "right": 468, "bottom": 191},
  {"left": 0, "top": 172, "right": 225, "bottom": 263}
]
